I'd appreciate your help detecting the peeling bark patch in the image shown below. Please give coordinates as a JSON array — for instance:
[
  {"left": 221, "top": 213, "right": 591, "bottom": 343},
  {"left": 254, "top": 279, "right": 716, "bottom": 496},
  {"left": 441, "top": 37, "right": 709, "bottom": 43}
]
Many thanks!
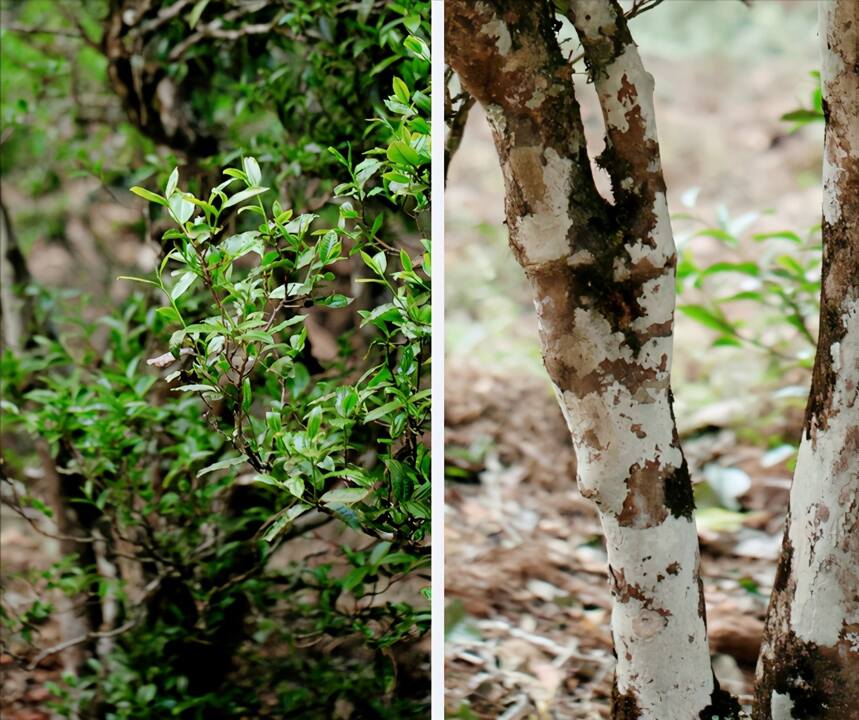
[
  {"left": 770, "top": 692, "right": 795, "bottom": 719},
  {"left": 562, "top": 261, "right": 657, "bottom": 354},
  {"left": 509, "top": 147, "right": 576, "bottom": 264},
  {"left": 528, "top": 253, "right": 671, "bottom": 384},
  {"left": 834, "top": 424, "right": 859, "bottom": 474},
  {"left": 618, "top": 459, "right": 670, "bottom": 527},
  {"left": 481, "top": 17, "right": 512, "bottom": 55}
]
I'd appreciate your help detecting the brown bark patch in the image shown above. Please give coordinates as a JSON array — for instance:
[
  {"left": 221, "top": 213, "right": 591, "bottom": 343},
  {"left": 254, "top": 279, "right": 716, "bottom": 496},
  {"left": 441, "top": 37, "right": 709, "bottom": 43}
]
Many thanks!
[
  {"left": 834, "top": 424, "right": 859, "bottom": 475},
  {"left": 527, "top": 255, "right": 671, "bottom": 392},
  {"left": 507, "top": 146, "right": 549, "bottom": 204},
  {"left": 618, "top": 459, "right": 669, "bottom": 527},
  {"left": 610, "top": 568, "right": 646, "bottom": 605}
]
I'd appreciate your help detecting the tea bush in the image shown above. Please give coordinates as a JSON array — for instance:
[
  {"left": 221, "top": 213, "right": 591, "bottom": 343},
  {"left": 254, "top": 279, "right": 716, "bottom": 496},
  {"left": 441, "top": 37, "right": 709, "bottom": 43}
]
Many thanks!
[
  {"left": 0, "top": 2, "right": 431, "bottom": 717},
  {"left": 1, "top": 0, "right": 430, "bottom": 212}
]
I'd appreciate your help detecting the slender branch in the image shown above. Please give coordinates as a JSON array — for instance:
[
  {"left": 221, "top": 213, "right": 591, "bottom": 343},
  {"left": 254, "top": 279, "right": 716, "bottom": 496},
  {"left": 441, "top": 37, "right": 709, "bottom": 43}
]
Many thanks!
[
  {"left": 167, "top": 3, "right": 290, "bottom": 61},
  {"left": 444, "top": 69, "right": 475, "bottom": 184},
  {"left": 138, "top": 0, "right": 196, "bottom": 34},
  {"left": 4, "top": 24, "right": 85, "bottom": 40},
  {"left": 27, "top": 575, "right": 164, "bottom": 670},
  {"left": 626, "top": 0, "right": 665, "bottom": 20},
  {"left": 55, "top": 4, "right": 100, "bottom": 50}
]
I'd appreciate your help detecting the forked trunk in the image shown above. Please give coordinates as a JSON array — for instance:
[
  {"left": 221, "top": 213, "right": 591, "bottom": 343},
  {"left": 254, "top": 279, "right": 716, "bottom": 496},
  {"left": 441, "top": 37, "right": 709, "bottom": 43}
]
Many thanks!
[
  {"left": 446, "top": 1, "right": 738, "bottom": 717},
  {"left": 753, "top": 2, "right": 859, "bottom": 718}
]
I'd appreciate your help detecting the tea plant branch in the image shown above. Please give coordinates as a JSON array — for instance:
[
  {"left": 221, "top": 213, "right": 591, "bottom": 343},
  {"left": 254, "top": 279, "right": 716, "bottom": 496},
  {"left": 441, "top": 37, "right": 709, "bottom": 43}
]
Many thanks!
[
  {"left": 2, "top": 466, "right": 192, "bottom": 569},
  {"left": 27, "top": 575, "right": 165, "bottom": 671},
  {"left": 169, "top": 15, "right": 290, "bottom": 61},
  {"left": 1, "top": 478, "right": 97, "bottom": 545},
  {"left": 782, "top": 294, "right": 817, "bottom": 347},
  {"left": 626, "top": 0, "right": 665, "bottom": 19},
  {"left": 55, "top": 4, "right": 100, "bottom": 50},
  {"left": 314, "top": 502, "right": 430, "bottom": 556},
  {"left": 202, "top": 514, "right": 335, "bottom": 605},
  {"left": 444, "top": 67, "right": 475, "bottom": 183},
  {"left": 137, "top": 0, "right": 197, "bottom": 33},
  {"left": 4, "top": 24, "right": 87, "bottom": 41},
  {"left": 194, "top": 244, "right": 234, "bottom": 330}
]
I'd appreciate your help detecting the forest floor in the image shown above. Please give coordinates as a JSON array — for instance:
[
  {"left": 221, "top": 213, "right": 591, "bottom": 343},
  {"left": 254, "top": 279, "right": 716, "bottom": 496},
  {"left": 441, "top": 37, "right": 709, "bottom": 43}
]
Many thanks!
[
  {"left": 444, "top": 2, "right": 821, "bottom": 717},
  {"left": 444, "top": 365, "right": 791, "bottom": 719}
]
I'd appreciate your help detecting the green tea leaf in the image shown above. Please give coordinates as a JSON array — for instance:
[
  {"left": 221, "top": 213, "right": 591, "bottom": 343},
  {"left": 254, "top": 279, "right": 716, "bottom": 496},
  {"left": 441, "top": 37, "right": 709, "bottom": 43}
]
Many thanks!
[
  {"left": 321, "top": 487, "right": 368, "bottom": 504},
  {"left": 198, "top": 455, "right": 247, "bottom": 477},
  {"left": 223, "top": 186, "right": 269, "bottom": 210},
  {"left": 170, "top": 271, "right": 195, "bottom": 301},
  {"left": 130, "top": 186, "right": 168, "bottom": 206}
]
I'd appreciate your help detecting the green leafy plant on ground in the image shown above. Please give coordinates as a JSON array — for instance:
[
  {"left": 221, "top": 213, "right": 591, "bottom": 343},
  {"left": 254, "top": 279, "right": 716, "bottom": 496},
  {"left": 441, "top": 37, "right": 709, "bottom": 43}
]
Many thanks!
[
  {"left": 676, "top": 203, "right": 820, "bottom": 367},
  {"left": 673, "top": 84, "right": 824, "bottom": 491}
]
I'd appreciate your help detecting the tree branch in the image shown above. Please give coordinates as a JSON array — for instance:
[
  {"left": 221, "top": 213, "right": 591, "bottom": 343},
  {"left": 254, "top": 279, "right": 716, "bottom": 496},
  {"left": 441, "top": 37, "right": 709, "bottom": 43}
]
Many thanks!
[
  {"left": 27, "top": 575, "right": 164, "bottom": 670},
  {"left": 444, "top": 68, "right": 475, "bottom": 184}
]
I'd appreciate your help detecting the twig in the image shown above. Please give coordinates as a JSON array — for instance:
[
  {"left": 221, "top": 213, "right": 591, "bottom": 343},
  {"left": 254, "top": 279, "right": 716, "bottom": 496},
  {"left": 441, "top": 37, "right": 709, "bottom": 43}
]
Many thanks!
[
  {"left": 0, "top": 475, "right": 98, "bottom": 544},
  {"left": 28, "top": 620, "right": 133, "bottom": 670},
  {"left": 139, "top": 0, "right": 197, "bottom": 34},
  {"left": 4, "top": 24, "right": 84, "bottom": 40},
  {"left": 167, "top": 3, "right": 291, "bottom": 61},
  {"left": 55, "top": 4, "right": 100, "bottom": 50}
]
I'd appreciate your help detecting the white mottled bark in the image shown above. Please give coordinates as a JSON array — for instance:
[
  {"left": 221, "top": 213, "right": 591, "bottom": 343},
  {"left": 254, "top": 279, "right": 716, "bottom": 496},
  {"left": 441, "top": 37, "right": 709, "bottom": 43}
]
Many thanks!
[
  {"left": 788, "top": 300, "right": 858, "bottom": 651},
  {"left": 754, "top": 2, "right": 859, "bottom": 717},
  {"left": 448, "top": 1, "right": 738, "bottom": 717},
  {"left": 562, "top": 4, "right": 717, "bottom": 717}
]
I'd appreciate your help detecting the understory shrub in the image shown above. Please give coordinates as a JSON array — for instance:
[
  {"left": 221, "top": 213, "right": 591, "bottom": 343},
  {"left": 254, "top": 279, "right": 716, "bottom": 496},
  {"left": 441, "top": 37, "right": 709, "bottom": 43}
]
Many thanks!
[{"left": 0, "top": 5, "right": 431, "bottom": 717}]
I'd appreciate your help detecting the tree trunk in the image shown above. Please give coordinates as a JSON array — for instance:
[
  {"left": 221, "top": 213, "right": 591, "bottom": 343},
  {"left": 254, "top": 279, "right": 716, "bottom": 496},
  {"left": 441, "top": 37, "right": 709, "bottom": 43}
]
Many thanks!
[
  {"left": 753, "top": 2, "right": 859, "bottom": 718},
  {"left": 0, "top": 199, "right": 29, "bottom": 352},
  {"left": 446, "top": 2, "right": 738, "bottom": 717}
]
